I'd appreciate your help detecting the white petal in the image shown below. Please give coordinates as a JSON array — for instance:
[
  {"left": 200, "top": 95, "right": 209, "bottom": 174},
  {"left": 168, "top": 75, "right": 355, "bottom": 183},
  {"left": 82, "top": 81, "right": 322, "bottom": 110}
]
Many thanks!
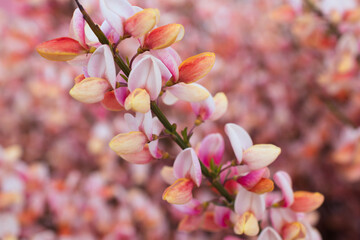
[
  {"left": 243, "top": 144, "right": 281, "bottom": 170},
  {"left": 258, "top": 227, "right": 282, "bottom": 240},
  {"left": 225, "top": 123, "right": 253, "bottom": 163},
  {"left": 167, "top": 83, "right": 210, "bottom": 102}
]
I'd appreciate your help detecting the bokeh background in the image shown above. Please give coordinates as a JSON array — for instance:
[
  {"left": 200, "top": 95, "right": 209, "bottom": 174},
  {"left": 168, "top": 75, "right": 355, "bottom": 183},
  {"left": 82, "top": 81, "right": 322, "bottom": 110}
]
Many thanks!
[{"left": 1, "top": 0, "right": 360, "bottom": 239}]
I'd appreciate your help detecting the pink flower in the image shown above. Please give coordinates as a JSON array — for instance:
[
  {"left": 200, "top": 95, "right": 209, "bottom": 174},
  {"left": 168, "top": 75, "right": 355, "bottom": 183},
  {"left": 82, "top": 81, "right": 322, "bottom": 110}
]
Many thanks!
[
  {"left": 198, "top": 133, "right": 224, "bottom": 167},
  {"left": 225, "top": 123, "right": 281, "bottom": 170},
  {"left": 163, "top": 148, "right": 202, "bottom": 204},
  {"left": 234, "top": 186, "right": 266, "bottom": 220},
  {"left": 109, "top": 111, "right": 163, "bottom": 164}
]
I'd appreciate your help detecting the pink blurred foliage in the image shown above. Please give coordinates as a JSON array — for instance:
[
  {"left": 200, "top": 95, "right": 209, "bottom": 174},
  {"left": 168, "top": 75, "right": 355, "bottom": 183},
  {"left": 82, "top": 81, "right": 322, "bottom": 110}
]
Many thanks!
[{"left": 1, "top": 0, "right": 360, "bottom": 239}]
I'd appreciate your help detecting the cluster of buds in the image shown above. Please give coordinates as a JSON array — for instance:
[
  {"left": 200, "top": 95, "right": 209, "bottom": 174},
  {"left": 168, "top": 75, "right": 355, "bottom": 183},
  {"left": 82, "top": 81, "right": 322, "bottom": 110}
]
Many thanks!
[{"left": 36, "top": 0, "right": 324, "bottom": 238}]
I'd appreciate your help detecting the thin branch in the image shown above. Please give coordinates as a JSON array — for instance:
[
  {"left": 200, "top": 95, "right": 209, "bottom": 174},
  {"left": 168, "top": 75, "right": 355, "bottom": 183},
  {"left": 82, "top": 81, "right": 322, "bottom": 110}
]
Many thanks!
[{"left": 74, "top": 0, "right": 130, "bottom": 76}]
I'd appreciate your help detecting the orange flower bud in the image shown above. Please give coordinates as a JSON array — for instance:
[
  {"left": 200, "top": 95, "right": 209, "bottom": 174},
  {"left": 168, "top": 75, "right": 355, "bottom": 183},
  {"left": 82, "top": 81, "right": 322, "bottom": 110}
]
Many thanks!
[
  {"left": 144, "top": 23, "right": 184, "bottom": 50},
  {"left": 178, "top": 52, "right": 216, "bottom": 83},
  {"left": 101, "top": 90, "right": 124, "bottom": 111},
  {"left": 162, "top": 178, "right": 194, "bottom": 205},
  {"left": 124, "top": 8, "right": 160, "bottom": 38},
  {"left": 36, "top": 37, "right": 87, "bottom": 61},
  {"left": 290, "top": 191, "right": 324, "bottom": 212},
  {"left": 248, "top": 178, "right": 274, "bottom": 194}
]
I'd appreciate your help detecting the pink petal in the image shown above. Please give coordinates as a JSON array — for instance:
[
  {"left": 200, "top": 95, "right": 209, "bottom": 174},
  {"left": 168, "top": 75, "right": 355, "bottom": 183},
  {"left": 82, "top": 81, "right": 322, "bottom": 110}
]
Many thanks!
[
  {"left": 258, "top": 227, "right": 282, "bottom": 240},
  {"left": 269, "top": 208, "right": 297, "bottom": 232},
  {"left": 198, "top": 133, "right": 224, "bottom": 167},
  {"left": 124, "top": 113, "right": 138, "bottom": 132},
  {"left": 150, "top": 48, "right": 180, "bottom": 80},
  {"left": 225, "top": 123, "right": 253, "bottom": 164},
  {"left": 234, "top": 186, "right": 265, "bottom": 219},
  {"left": 273, "top": 171, "right": 294, "bottom": 207},
  {"left": 166, "top": 83, "right": 210, "bottom": 102},
  {"left": 173, "top": 148, "right": 202, "bottom": 187},
  {"left": 99, "top": 0, "right": 134, "bottom": 35},
  {"left": 191, "top": 94, "right": 215, "bottom": 121},
  {"left": 237, "top": 168, "right": 267, "bottom": 189},
  {"left": 172, "top": 199, "right": 202, "bottom": 215},
  {"left": 120, "top": 146, "right": 154, "bottom": 164},
  {"left": 214, "top": 206, "right": 231, "bottom": 228},
  {"left": 87, "top": 45, "right": 116, "bottom": 89},
  {"left": 148, "top": 140, "right": 162, "bottom": 159},
  {"left": 152, "top": 117, "right": 163, "bottom": 136},
  {"left": 128, "top": 55, "right": 163, "bottom": 100},
  {"left": 69, "top": 8, "right": 86, "bottom": 48},
  {"left": 142, "top": 111, "right": 153, "bottom": 140}
]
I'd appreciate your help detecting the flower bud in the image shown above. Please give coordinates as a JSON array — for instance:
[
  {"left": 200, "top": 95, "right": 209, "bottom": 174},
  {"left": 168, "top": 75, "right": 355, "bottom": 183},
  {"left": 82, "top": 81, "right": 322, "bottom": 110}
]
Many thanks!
[
  {"left": 124, "top": 88, "right": 151, "bottom": 113},
  {"left": 167, "top": 83, "right": 210, "bottom": 102},
  {"left": 124, "top": 8, "right": 160, "bottom": 38},
  {"left": 178, "top": 52, "right": 216, "bottom": 83},
  {"left": 162, "top": 178, "right": 194, "bottom": 205},
  {"left": 248, "top": 178, "right": 274, "bottom": 194},
  {"left": 243, "top": 144, "right": 281, "bottom": 170},
  {"left": 69, "top": 77, "right": 110, "bottom": 103},
  {"left": 36, "top": 37, "right": 87, "bottom": 61},
  {"left": 109, "top": 131, "right": 147, "bottom": 155},
  {"left": 144, "top": 23, "right": 184, "bottom": 50},
  {"left": 290, "top": 191, "right": 324, "bottom": 213}
]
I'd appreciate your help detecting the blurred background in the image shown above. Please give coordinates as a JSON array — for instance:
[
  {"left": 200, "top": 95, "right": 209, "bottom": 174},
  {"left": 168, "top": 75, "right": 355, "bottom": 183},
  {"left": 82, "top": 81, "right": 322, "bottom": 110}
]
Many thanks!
[{"left": 1, "top": 0, "right": 360, "bottom": 239}]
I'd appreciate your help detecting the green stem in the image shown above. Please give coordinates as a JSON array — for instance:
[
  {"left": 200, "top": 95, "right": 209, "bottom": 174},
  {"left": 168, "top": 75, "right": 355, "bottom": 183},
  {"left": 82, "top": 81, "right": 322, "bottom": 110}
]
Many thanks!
[
  {"left": 74, "top": 0, "right": 130, "bottom": 76},
  {"left": 151, "top": 101, "right": 234, "bottom": 203}
]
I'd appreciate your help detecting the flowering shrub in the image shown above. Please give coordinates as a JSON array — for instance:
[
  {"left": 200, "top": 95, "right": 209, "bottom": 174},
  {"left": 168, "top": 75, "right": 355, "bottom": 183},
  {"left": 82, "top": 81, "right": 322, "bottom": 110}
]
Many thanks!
[{"left": 34, "top": 0, "right": 326, "bottom": 239}]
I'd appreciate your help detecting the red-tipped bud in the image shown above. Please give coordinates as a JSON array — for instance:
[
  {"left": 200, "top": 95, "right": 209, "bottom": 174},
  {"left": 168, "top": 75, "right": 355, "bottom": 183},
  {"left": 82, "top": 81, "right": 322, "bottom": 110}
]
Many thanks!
[
  {"left": 144, "top": 23, "right": 184, "bottom": 50},
  {"left": 124, "top": 8, "right": 160, "bottom": 38},
  {"left": 36, "top": 37, "right": 87, "bottom": 61},
  {"left": 178, "top": 52, "right": 216, "bottom": 83}
]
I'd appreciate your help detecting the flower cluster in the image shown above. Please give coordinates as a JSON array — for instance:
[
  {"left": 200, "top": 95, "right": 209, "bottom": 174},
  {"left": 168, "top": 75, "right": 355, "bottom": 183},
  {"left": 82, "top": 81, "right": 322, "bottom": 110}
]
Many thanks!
[{"left": 35, "top": 0, "right": 325, "bottom": 238}]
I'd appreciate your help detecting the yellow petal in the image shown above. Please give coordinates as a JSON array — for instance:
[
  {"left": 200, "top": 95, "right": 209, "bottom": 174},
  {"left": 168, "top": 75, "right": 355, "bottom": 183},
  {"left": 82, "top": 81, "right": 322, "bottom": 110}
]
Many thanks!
[
  {"left": 234, "top": 212, "right": 259, "bottom": 236},
  {"left": 124, "top": 88, "right": 150, "bottom": 113}
]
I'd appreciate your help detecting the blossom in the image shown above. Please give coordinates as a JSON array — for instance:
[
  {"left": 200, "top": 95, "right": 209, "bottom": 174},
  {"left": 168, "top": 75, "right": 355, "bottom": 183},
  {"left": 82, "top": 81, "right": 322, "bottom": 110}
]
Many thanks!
[
  {"left": 225, "top": 123, "right": 281, "bottom": 170},
  {"left": 162, "top": 148, "right": 202, "bottom": 204}
]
